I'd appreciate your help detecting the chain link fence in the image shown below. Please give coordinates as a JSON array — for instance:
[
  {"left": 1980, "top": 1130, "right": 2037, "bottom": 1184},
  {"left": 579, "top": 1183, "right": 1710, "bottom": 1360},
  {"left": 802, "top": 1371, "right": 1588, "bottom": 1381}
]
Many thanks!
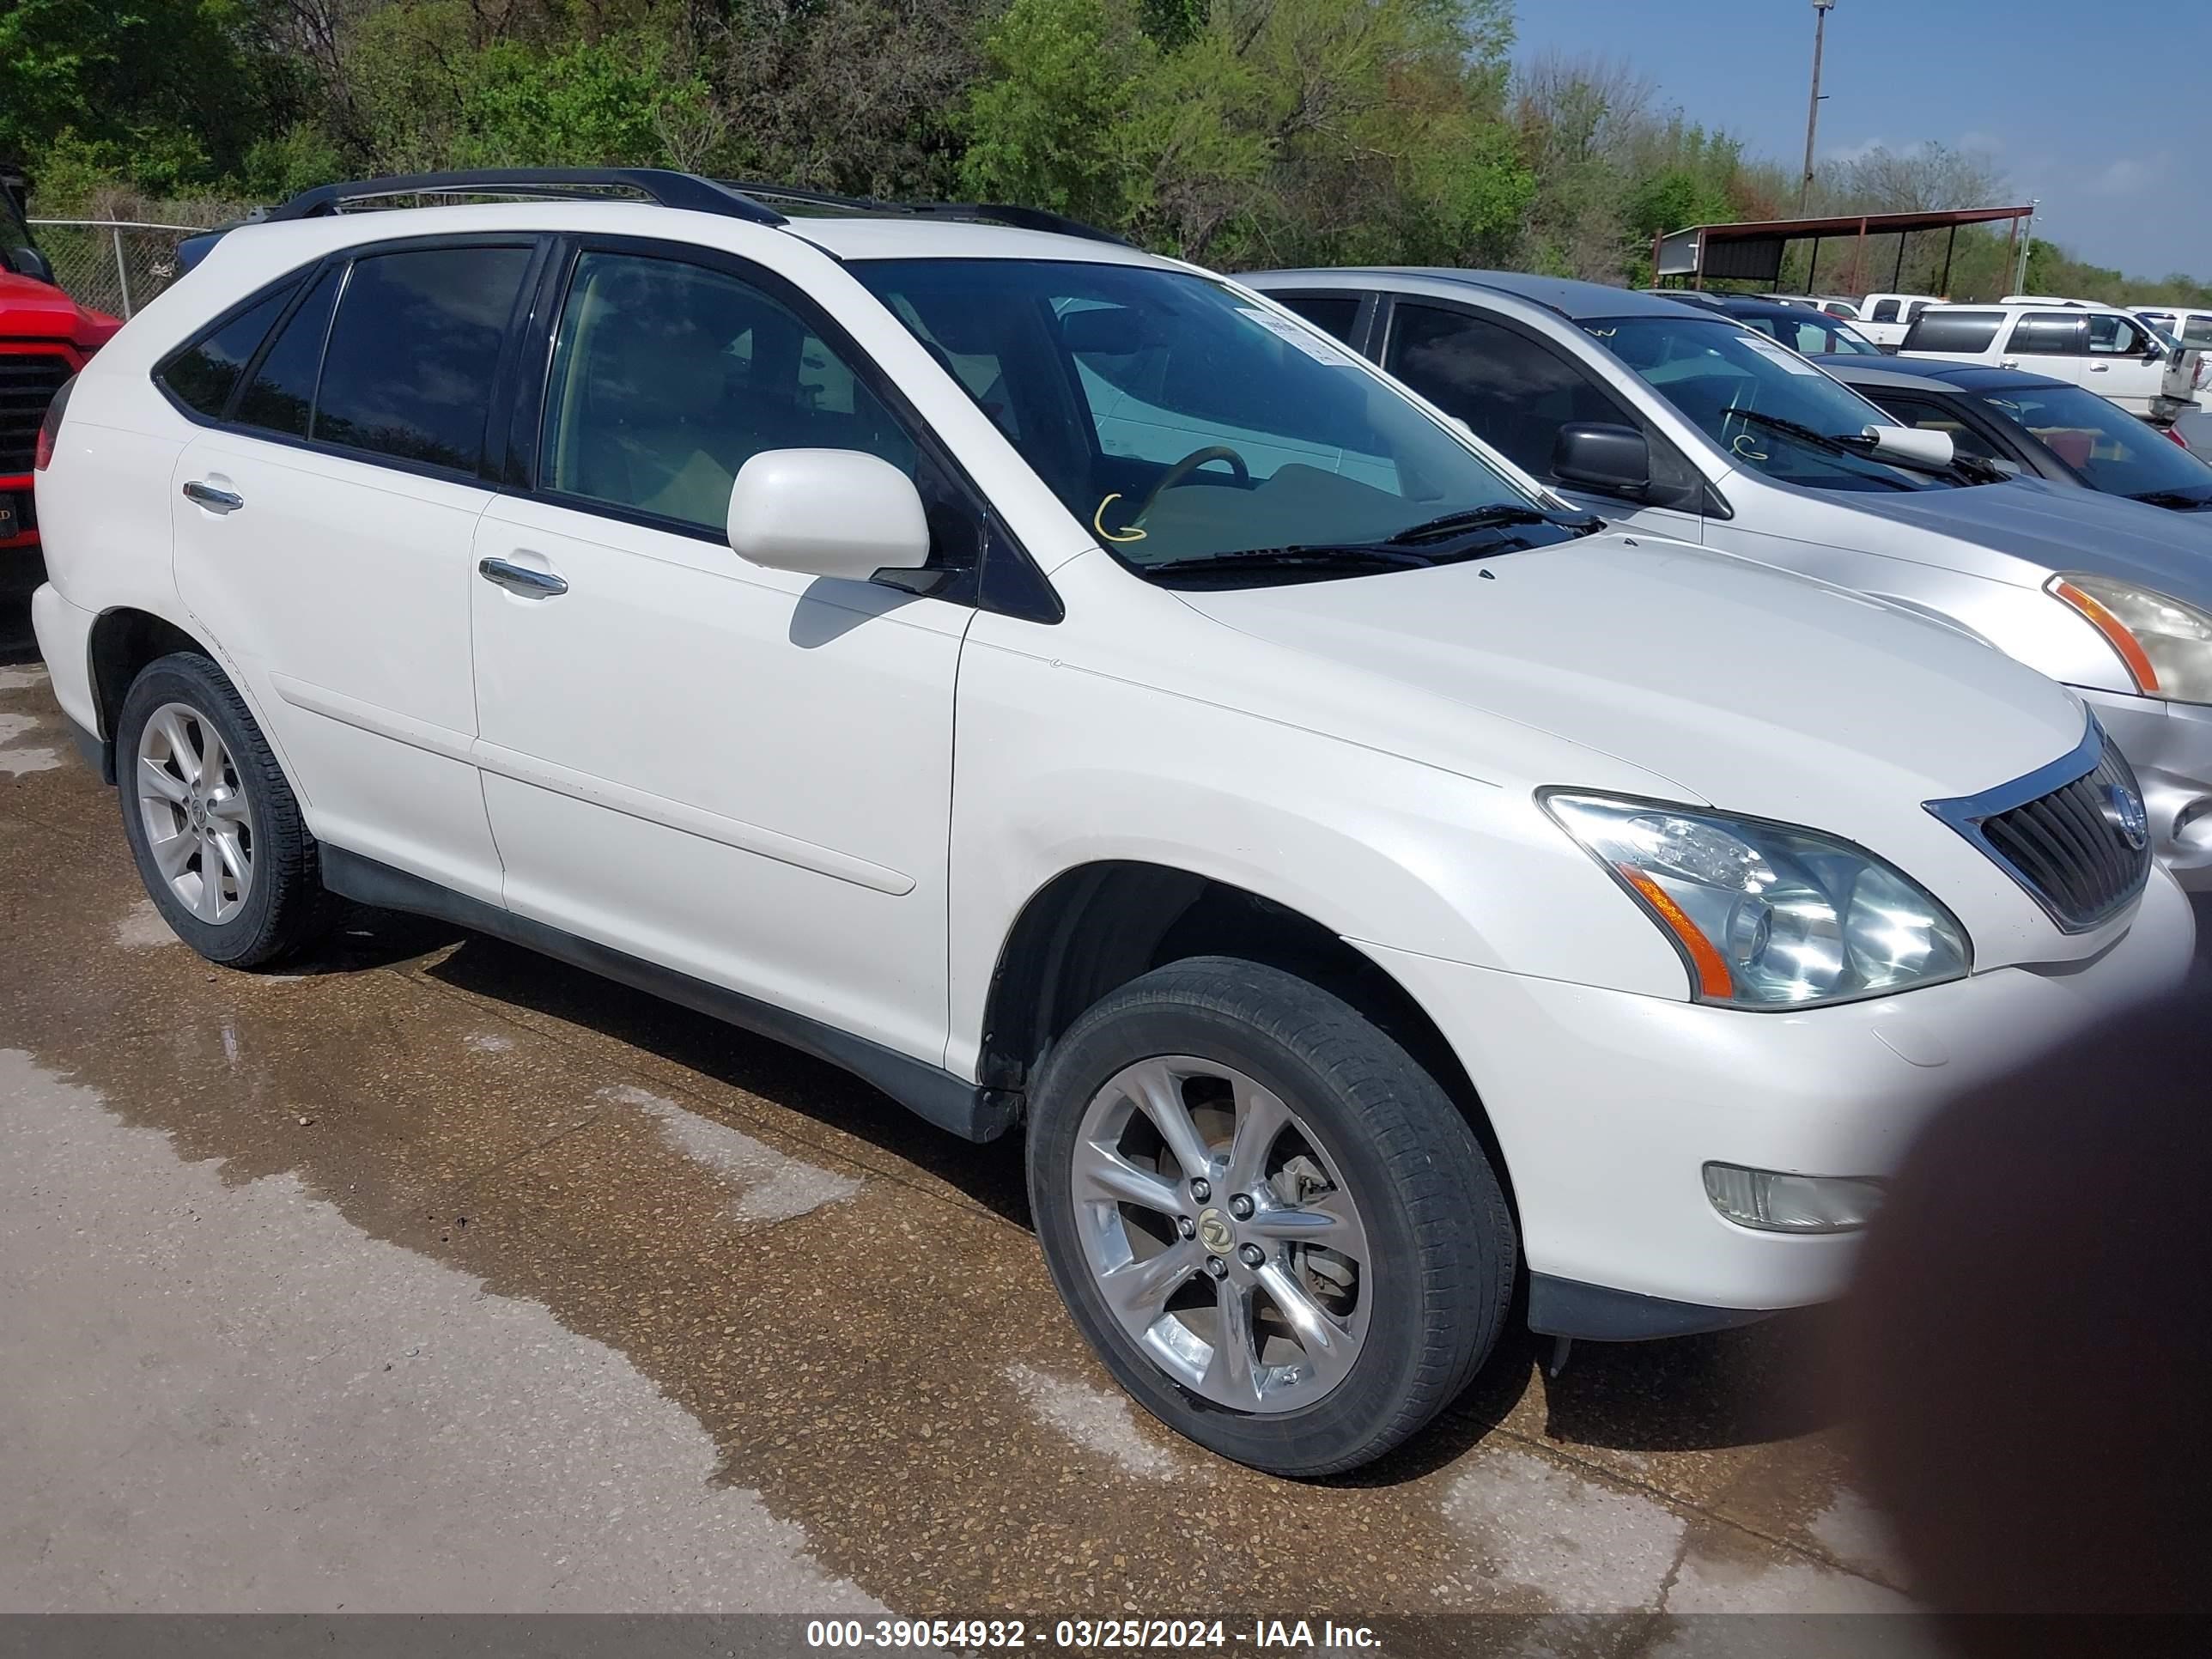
[{"left": 27, "top": 220, "right": 210, "bottom": 319}]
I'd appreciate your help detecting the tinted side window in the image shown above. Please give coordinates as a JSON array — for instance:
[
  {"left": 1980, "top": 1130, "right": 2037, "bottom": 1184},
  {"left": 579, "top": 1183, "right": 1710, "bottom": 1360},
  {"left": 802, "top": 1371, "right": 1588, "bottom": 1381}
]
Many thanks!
[
  {"left": 235, "top": 267, "right": 340, "bottom": 438},
  {"left": 540, "top": 251, "right": 916, "bottom": 532},
  {"left": 2012, "top": 313, "right": 2086, "bottom": 356},
  {"left": 1386, "top": 303, "right": 1625, "bottom": 478},
  {"left": 1276, "top": 295, "right": 1361, "bottom": 345},
  {"left": 2185, "top": 316, "right": 2212, "bottom": 346},
  {"left": 158, "top": 284, "right": 298, "bottom": 417},
  {"left": 1903, "top": 310, "right": 2004, "bottom": 353},
  {"left": 1869, "top": 300, "right": 1899, "bottom": 323},
  {"left": 314, "top": 246, "right": 532, "bottom": 472}
]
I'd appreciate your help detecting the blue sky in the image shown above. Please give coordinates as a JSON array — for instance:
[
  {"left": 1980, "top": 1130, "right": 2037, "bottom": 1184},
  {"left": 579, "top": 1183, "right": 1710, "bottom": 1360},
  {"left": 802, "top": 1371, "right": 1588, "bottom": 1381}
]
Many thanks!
[{"left": 1510, "top": 1, "right": 2212, "bottom": 281}]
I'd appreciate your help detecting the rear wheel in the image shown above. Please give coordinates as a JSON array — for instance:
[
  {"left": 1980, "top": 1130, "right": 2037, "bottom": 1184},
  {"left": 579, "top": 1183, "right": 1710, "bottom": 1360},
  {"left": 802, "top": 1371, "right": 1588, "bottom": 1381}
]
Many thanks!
[
  {"left": 116, "top": 652, "right": 334, "bottom": 967},
  {"left": 1027, "top": 957, "right": 1515, "bottom": 1476}
]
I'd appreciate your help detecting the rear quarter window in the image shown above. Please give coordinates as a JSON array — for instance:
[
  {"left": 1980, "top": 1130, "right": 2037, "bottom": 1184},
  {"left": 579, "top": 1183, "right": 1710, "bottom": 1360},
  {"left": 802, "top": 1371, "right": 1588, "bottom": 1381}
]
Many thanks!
[
  {"left": 156, "top": 283, "right": 300, "bottom": 417},
  {"left": 1901, "top": 311, "right": 2004, "bottom": 354}
]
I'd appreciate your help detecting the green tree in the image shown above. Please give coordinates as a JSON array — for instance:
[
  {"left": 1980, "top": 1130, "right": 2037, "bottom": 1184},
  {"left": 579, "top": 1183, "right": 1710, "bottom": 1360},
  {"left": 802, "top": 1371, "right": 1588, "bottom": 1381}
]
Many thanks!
[
  {"left": 957, "top": 0, "right": 1155, "bottom": 226},
  {"left": 1, "top": 0, "right": 295, "bottom": 199}
]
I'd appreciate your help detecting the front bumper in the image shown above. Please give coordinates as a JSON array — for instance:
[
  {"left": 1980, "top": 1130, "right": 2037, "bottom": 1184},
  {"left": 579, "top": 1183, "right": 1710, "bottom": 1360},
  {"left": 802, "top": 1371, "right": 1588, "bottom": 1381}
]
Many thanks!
[
  {"left": 2082, "top": 687, "right": 2212, "bottom": 891},
  {"left": 1358, "top": 866, "right": 2197, "bottom": 1329}
]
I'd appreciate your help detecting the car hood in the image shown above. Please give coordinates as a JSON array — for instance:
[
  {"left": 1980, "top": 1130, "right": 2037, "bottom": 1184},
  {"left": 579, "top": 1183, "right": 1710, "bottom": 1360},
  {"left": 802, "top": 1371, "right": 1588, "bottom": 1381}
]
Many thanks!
[
  {"left": 0, "top": 271, "right": 120, "bottom": 350},
  {"left": 1823, "top": 476, "right": 2212, "bottom": 602},
  {"left": 1175, "top": 529, "right": 2087, "bottom": 830}
]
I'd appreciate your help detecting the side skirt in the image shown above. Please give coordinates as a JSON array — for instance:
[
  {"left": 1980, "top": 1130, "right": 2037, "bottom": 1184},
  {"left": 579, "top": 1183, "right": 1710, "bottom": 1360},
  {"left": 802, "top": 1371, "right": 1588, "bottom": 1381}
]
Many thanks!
[{"left": 320, "top": 846, "right": 1018, "bottom": 1144}]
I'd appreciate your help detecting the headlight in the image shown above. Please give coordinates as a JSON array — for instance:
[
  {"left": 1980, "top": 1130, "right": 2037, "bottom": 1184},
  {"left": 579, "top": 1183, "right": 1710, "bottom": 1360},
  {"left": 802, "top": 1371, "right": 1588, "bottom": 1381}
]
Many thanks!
[
  {"left": 2049, "top": 573, "right": 2212, "bottom": 704},
  {"left": 1541, "top": 793, "right": 1972, "bottom": 1009}
]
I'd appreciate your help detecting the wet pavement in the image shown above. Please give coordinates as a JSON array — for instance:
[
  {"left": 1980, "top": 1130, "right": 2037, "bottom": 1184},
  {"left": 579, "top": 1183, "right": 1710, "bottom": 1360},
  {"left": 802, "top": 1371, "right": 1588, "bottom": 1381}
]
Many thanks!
[{"left": 0, "top": 574, "right": 2001, "bottom": 1638}]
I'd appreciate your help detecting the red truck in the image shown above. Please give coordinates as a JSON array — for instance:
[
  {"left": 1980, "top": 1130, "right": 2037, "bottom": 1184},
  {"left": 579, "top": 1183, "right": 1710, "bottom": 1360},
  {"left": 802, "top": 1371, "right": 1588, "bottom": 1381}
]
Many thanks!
[{"left": 2, "top": 165, "right": 121, "bottom": 552}]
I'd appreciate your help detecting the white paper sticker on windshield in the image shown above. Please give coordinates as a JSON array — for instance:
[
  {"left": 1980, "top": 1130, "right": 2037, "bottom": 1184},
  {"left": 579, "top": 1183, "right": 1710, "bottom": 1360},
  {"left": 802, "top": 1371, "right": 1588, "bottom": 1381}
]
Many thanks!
[
  {"left": 1237, "top": 307, "right": 1358, "bottom": 365},
  {"left": 1738, "top": 334, "right": 1822, "bottom": 375}
]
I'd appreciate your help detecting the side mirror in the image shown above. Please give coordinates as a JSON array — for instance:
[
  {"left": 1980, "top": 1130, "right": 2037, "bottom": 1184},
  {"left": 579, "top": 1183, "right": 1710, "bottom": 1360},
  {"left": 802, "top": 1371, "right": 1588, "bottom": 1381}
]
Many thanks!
[
  {"left": 9, "top": 246, "right": 56, "bottom": 287},
  {"left": 2144, "top": 344, "right": 2167, "bottom": 364},
  {"left": 1553, "top": 422, "right": 1650, "bottom": 495},
  {"left": 726, "top": 449, "right": 931, "bottom": 581}
]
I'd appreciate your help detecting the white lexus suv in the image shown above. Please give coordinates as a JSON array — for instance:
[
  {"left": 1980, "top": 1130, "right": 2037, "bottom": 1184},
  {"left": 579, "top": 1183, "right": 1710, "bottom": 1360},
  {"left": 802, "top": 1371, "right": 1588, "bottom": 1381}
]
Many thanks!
[{"left": 30, "top": 170, "right": 2195, "bottom": 1476}]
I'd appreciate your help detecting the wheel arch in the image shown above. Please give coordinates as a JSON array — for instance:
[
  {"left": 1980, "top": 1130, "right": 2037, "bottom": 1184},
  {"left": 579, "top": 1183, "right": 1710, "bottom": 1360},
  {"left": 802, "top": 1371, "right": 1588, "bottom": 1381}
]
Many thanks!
[
  {"left": 976, "top": 860, "right": 1516, "bottom": 1218},
  {"left": 83, "top": 606, "right": 217, "bottom": 784}
]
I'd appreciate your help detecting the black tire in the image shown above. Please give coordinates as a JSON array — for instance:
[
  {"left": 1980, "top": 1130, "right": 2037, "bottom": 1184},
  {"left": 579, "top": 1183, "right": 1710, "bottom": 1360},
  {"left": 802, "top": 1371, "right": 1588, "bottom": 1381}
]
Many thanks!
[
  {"left": 1026, "top": 956, "right": 1516, "bottom": 1476},
  {"left": 115, "top": 651, "right": 335, "bottom": 968}
]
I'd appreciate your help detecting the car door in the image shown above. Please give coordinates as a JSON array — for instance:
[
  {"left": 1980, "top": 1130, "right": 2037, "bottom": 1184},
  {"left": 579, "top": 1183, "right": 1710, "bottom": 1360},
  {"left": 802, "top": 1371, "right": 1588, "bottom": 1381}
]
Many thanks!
[
  {"left": 468, "top": 239, "right": 973, "bottom": 1066},
  {"left": 1998, "top": 310, "right": 2089, "bottom": 386},
  {"left": 2078, "top": 311, "right": 2187, "bottom": 415},
  {"left": 169, "top": 237, "right": 539, "bottom": 904},
  {"left": 1376, "top": 297, "right": 1709, "bottom": 543}
]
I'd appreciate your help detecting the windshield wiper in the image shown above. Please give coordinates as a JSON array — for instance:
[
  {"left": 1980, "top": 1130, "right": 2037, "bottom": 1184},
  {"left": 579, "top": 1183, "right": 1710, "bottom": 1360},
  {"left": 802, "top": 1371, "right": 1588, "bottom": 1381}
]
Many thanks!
[
  {"left": 1827, "top": 429, "right": 2008, "bottom": 484},
  {"left": 1140, "top": 544, "right": 1433, "bottom": 580},
  {"left": 1727, "top": 409, "right": 1859, "bottom": 455},
  {"left": 1385, "top": 504, "right": 1603, "bottom": 544},
  {"left": 1726, "top": 410, "right": 1971, "bottom": 485},
  {"left": 2130, "top": 488, "right": 2212, "bottom": 510}
]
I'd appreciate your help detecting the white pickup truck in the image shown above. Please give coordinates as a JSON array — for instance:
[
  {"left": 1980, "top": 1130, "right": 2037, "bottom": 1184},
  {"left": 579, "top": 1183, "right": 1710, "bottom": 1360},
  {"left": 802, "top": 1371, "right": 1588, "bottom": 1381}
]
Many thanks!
[
  {"left": 1853, "top": 292, "right": 1942, "bottom": 349},
  {"left": 1899, "top": 301, "right": 2203, "bottom": 424}
]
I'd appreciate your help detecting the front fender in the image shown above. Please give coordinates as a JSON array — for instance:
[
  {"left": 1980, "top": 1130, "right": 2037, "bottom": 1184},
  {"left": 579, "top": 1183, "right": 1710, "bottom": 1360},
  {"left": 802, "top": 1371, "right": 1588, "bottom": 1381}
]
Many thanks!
[{"left": 945, "top": 625, "right": 1692, "bottom": 1079}]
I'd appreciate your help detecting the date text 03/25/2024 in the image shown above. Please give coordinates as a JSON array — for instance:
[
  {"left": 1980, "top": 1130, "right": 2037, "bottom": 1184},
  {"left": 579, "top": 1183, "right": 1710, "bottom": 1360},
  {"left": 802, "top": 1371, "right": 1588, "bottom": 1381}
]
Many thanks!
[{"left": 805, "top": 1619, "right": 1382, "bottom": 1650}]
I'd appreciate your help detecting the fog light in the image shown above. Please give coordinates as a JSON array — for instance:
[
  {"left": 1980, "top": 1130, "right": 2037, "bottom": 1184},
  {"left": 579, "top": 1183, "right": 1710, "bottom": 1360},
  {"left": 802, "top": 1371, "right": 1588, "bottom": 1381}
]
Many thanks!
[{"left": 1703, "top": 1163, "right": 1885, "bottom": 1233}]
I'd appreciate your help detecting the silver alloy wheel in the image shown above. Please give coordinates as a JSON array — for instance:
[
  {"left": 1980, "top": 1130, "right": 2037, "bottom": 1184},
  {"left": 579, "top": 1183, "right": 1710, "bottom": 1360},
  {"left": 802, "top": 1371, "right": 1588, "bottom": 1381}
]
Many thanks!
[
  {"left": 136, "top": 701, "right": 252, "bottom": 925},
  {"left": 1071, "top": 1055, "right": 1372, "bottom": 1413}
]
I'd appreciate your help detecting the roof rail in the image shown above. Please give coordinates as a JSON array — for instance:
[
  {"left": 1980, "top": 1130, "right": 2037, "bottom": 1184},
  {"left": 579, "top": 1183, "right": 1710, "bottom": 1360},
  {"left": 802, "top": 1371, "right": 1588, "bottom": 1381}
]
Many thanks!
[
  {"left": 267, "top": 168, "right": 788, "bottom": 228},
  {"left": 720, "top": 181, "right": 1132, "bottom": 248}
]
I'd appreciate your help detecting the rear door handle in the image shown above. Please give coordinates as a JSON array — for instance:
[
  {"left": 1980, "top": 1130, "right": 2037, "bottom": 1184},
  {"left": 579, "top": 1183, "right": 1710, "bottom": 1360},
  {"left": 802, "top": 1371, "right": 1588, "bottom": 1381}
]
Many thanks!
[
  {"left": 2088, "top": 362, "right": 2110, "bottom": 372},
  {"left": 181, "top": 480, "right": 244, "bottom": 514},
  {"left": 478, "top": 556, "right": 568, "bottom": 599}
]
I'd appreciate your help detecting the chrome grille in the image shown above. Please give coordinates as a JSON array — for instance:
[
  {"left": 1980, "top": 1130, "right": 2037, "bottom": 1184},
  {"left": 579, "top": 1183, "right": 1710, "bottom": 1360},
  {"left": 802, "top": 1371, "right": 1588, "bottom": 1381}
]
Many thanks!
[
  {"left": 1926, "top": 726, "right": 2151, "bottom": 933},
  {"left": 0, "top": 352, "right": 70, "bottom": 475}
]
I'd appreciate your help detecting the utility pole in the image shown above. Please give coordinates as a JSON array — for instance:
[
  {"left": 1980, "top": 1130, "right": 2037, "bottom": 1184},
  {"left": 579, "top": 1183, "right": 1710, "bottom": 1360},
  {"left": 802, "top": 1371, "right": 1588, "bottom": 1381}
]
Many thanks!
[
  {"left": 1799, "top": 0, "right": 1836, "bottom": 216},
  {"left": 2013, "top": 198, "right": 2038, "bottom": 295}
]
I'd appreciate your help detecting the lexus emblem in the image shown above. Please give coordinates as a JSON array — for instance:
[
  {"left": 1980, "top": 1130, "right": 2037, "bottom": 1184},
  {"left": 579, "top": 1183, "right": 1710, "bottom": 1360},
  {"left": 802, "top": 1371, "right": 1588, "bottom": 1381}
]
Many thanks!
[{"left": 2103, "top": 783, "right": 2150, "bottom": 852}]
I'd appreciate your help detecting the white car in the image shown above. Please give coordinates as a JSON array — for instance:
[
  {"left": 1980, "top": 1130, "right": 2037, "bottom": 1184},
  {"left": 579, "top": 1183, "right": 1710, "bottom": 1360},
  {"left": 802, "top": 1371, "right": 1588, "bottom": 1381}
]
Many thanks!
[
  {"left": 30, "top": 170, "right": 2194, "bottom": 1476},
  {"left": 1900, "top": 301, "right": 2202, "bottom": 423},
  {"left": 2136, "top": 306, "right": 2212, "bottom": 352},
  {"left": 1852, "top": 292, "right": 1942, "bottom": 349}
]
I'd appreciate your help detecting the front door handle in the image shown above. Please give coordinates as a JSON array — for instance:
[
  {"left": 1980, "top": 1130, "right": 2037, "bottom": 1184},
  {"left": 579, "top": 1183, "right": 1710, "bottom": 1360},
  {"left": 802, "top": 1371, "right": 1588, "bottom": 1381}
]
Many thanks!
[
  {"left": 2088, "top": 362, "right": 2110, "bottom": 372},
  {"left": 181, "top": 480, "right": 244, "bottom": 514},
  {"left": 478, "top": 556, "right": 568, "bottom": 599}
]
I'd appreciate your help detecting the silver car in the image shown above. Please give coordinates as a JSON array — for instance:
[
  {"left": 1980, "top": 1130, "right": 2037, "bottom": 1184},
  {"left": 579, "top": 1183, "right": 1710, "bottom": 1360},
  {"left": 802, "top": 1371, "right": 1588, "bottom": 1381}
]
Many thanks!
[{"left": 1243, "top": 269, "right": 2212, "bottom": 891}]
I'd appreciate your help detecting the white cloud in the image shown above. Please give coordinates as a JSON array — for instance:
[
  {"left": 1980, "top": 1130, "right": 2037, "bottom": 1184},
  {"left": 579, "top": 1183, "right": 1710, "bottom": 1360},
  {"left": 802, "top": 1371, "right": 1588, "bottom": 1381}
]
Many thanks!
[{"left": 2089, "top": 154, "right": 2165, "bottom": 195}]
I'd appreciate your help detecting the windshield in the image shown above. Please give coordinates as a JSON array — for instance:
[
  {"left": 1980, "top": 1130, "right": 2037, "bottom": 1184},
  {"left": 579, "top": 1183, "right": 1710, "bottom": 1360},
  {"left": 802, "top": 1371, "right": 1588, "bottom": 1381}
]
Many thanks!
[
  {"left": 1983, "top": 383, "right": 2212, "bottom": 502},
  {"left": 849, "top": 259, "right": 1578, "bottom": 579},
  {"left": 1588, "top": 315, "right": 1949, "bottom": 492}
]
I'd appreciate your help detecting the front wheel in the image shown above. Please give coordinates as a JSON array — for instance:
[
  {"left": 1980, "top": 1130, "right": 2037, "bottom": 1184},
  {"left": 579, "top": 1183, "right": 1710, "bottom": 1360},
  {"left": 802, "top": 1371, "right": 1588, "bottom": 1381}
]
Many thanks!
[{"left": 1026, "top": 957, "right": 1516, "bottom": 1476}]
